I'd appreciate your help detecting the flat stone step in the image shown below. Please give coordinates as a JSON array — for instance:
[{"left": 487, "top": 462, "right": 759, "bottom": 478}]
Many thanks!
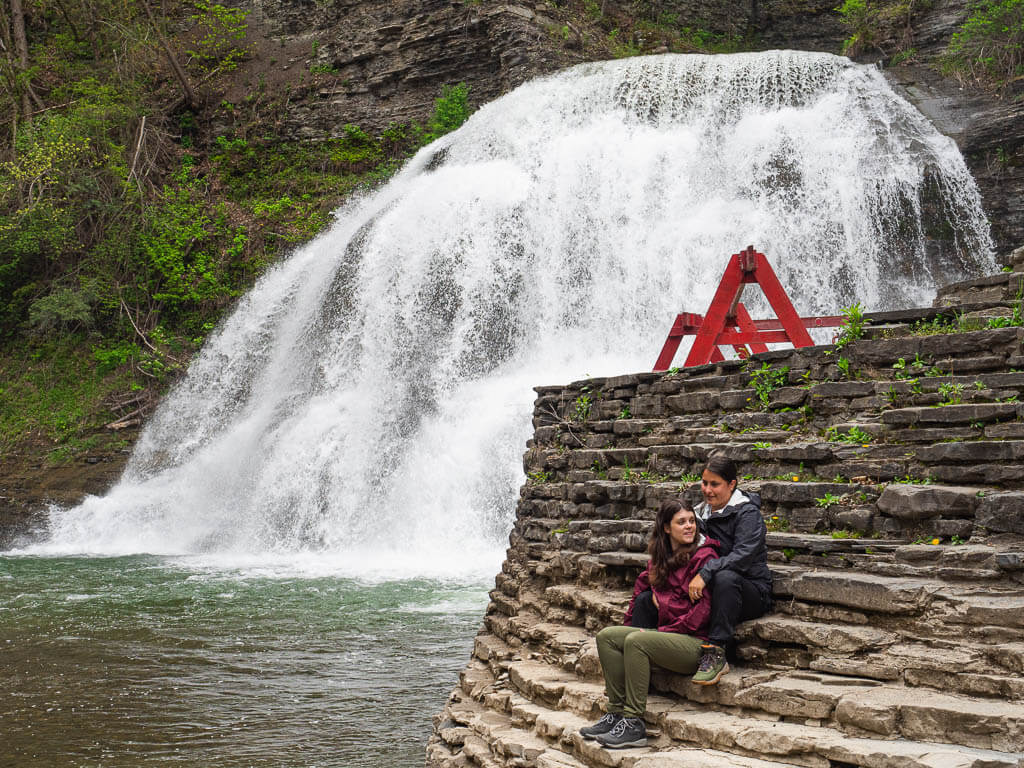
[
  {"left": 766, "top": 532, "right": 905, "bottom": 552},
  {"left": 662, "top": 706, "right": 1024, "bottom": 768},
  {"left": 544, "top": 585, "right": 629, "bottom": 627},
  {"left": 881, "top": 402, "right": 1021, "bottom": 426},
  {"left": 771, "top": 564, "right": 945, "bottom": 614},
  {"left": 630, "top": 749, "right": 823, "bottom": 768},
  {"left": 468, "top": 707, "right": 552, "bottom": 767},
  {"left": 499, "top": 655, "right": 1024, "bottom": 768}
]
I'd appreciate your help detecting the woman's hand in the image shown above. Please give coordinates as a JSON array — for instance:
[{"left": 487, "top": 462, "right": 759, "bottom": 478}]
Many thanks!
[
  {"left": 688, "top": 574, "right": 705, "bottom": 602},
  {"left": 651, "top": 591, "right": 659, "bottom": 608}
]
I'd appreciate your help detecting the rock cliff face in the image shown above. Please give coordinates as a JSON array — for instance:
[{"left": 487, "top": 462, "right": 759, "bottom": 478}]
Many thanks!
[
  {"left": 226, "top": 0, "right": 1022, "bottom": 251},
  {"left": 427, "top": 246, "right": 1024, "bottom": 768},
  {"left": 229, "top": 1, "right": 587, "bottom": 138}
]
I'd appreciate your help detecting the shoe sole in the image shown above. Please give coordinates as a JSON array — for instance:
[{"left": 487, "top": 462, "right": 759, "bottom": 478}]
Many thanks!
[
  {"left": 692, "top": 661, "right": 730, "bottom": 686},
  {"left": 599, "top": 738, "right": 648, "bottom": 749}
]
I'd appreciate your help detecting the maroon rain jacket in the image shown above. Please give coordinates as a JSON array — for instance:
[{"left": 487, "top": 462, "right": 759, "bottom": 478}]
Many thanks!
[{"left": 623, "top": 535, "right": 720, "bottom": 639}]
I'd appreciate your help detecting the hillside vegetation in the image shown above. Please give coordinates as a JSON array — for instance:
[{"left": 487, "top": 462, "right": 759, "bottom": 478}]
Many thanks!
[{"left": 0, "top": 0, "right": 472, "bottom": 463}]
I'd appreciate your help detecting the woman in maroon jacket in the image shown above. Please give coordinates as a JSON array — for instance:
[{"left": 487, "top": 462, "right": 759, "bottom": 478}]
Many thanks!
[{"left": 578, "top": 499, "right": 719, "bottom": 749}]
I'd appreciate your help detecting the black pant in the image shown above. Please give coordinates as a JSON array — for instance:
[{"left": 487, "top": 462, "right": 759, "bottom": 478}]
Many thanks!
[
  {"left": 707, "top": 570, "right": 771, "bottom": 648},
  {"left": 630, "top": 589, "right": 659, "bottom": 629}
]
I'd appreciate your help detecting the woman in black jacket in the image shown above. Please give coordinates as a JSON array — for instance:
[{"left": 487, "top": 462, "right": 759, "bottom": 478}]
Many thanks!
[{"left": 687, "top": 454, "right": 772, "bottom": 685}]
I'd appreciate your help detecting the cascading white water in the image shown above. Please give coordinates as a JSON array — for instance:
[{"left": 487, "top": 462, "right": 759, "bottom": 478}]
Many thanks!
[{"left": 33, "top": 52, "right": 995, "bottom": 576}]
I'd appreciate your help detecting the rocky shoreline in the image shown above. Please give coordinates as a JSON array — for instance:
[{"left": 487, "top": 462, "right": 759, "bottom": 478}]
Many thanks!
[{"left": 0, "top": 440, "right": 134, "bottom": 549}]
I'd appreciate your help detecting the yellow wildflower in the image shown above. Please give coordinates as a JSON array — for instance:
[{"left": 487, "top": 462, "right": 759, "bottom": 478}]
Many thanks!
[{"left": 930, "top": 538, "right": 940, "bottom": 545}]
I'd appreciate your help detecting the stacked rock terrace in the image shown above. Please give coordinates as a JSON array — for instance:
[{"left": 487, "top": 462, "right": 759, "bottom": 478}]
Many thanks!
[{"left": 428, "top": 262, "right": 1024, "bottom": 768}]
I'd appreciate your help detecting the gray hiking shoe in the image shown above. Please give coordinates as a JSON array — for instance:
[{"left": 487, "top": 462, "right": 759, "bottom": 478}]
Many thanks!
[
  {"left": 579, "top": 711, "right": 623, "bottom": 740},
  {"left": 595, "top": 716, "right": 647, "bottom": 749}
]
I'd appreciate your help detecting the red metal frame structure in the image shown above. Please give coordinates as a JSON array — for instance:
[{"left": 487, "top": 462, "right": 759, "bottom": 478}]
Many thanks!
[{"left": 653, "top": 246, "right": 845, "bottom": 371}]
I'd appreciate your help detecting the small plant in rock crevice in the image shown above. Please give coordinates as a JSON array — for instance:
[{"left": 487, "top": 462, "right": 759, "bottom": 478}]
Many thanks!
[
  {"left": 748, "top": 362, "right": 790, "bottom": 410},
  {"left": 830, "top": 528, "right": 863, "bottom": 539},
  {"left": 816, "top": 492, "right": 843, "bottom": 507},
  {"left": 825, "top": 425, "right": 874, "bottom": 444},
  {"left": 528, "top": 470, "right": 552, "bottom": 484},
  {"left": 834, "top": 302, "right": 866, "bottom": 351},
  {"left": 938, "top": 380, "right": 966, "bottom": 405},
  {"left": 573, "top": 393, "right": 592, "bottom": 421}
]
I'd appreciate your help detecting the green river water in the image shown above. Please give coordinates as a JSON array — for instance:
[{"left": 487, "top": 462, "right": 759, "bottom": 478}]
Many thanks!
[{"left": 0, "top": 555, "right": 488, "bottom": 768}]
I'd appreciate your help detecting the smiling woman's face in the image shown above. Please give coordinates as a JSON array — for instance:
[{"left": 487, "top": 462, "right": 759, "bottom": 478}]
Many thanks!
[
  {"left": 664, "top": 507, "right": 698, "bottom": 550},
  {"left": 702, "top": 469, "right": 735, "bottom": 510}
]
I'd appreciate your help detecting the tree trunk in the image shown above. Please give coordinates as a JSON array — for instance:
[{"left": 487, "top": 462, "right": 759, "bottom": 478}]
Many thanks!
[
  {"left": 7, "top": 0, "right": 31, "bottom": 122},
  {"left": 138, "top": 0, "right": 197, "bottom": 109}
]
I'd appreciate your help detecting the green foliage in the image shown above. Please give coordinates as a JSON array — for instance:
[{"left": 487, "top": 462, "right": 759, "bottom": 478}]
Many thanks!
[
  {"left": 618, "top": 406, "right": 631, "bottom": 419},
  {"left": 834, "top": 302, "right": 866, "bottom": 350},
  {"left": 0, "top": 77, "right": 140, "bottom": 336},
  {"left": 830, "top": 528, "right": 863, "bottom": 538},
  {"left": 0, "top": 338, "right": 136, "bottom": 461},
  {"left": 752, "top": 441, "right": 772, "bottom": 450},
  {"left": 748, "top": 362, "right": 790, "bottom": 410},
  {"left": 28, "top": 288, "right": 97, "bottom": 335},
  {"left": 836, "top": 0, "right": 881, "bottom": 55},
  {"left": 893, "top": 473, "right": 934, "bottom": 484},
  {"left": 893, "top": 353, "right": 934, "bottom": 378},
  {"left": 573, "top": 394, "right": 592, "bottom": 421},
  {"left": 938, "top": 380, "right": 966, "bottom": 405},
  {"left": 424, "top": 83, "right": 472, "bottom": 143},
  {"left": 908, "top": 314, "right": 975, "bottom": 335},
  {"left": 766, "top": 515, "right": 790, "bottom": 532},
  {"left": 943, "top": 0, "right": 1024, "bottom": 87},
  {"left": 528, "top": 470, "right": 552, "bottom": 484},
  {"left": 837, "top": 356, "right": 852, "bottom": 379},
  {"left": 186, "top": 1, "right": 251, "bottom": 75},
  {"left": 608, "top": 28, "right": 643, "bottom": 57},
  {"left": 825, "top": 425, "right": 874, "bottom": 444},
  {"left": 816, "top": 492, "right": 843, "bottom": 507},
  {"left": 135, "top": 163, "right": 239, "bottom": 327}
]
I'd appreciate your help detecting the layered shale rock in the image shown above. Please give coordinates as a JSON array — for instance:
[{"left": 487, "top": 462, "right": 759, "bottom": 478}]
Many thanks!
[
  {"left": 428, "top": 247, "right": 1024, "bottom": 768},
  {"left": 224, "top": 0, "right": 1021, "bottom": 250}
]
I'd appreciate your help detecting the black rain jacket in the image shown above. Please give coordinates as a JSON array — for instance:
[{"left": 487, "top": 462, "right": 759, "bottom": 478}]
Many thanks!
[{"left": 696, "top": 490, "right": 772, "bottom": 601}]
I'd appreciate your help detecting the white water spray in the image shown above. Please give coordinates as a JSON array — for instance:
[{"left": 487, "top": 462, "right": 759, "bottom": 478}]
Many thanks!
[{"left": 32, "top": 52, "right": 994, "bottom": 576}]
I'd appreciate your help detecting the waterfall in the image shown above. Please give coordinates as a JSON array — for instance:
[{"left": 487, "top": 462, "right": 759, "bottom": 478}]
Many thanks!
[{"left": 32, "top": 52, "right": 994, "bottom": 577}]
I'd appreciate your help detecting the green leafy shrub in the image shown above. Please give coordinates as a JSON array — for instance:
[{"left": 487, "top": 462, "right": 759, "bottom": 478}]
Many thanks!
[
  {"left": 748, "top": 362, "right": 790, "bottom": 410},
  {"left": 424, "top": 83, "right": 472, "bottom": 142},
  {"left": 186, "top": 1, "right": 251, "bottom": 74},
  {"left": 28, "top": 288, "right": 97, "bottom": 335},
  {"left": 943, "top": 0, "right": 1024, "bottom": 87},
  {"left": 837, "top": 0, "right": 881, "bottom": 55},
  {"left": 834, "top": 302, "right": 866, "bottom": 350}
]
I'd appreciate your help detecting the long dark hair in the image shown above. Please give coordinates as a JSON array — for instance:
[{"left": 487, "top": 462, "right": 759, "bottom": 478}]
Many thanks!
[{"left": 648, "top": 499, "right": 699, "bottom": 588}]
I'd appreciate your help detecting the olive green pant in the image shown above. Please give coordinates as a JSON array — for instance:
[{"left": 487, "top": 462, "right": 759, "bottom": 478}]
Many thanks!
[{"left": 595, "top": 626, "right": 704, "bottom": 717}]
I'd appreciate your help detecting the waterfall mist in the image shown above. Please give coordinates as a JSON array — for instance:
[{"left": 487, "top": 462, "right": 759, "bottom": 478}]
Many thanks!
[{"left": 31, "top": 52, "right": 995, "bottom": 578}]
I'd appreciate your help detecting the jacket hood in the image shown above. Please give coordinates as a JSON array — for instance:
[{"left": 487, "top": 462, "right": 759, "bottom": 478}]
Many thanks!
[{"left": 695, "top": 489, "right": 760, "bottom": 521}]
